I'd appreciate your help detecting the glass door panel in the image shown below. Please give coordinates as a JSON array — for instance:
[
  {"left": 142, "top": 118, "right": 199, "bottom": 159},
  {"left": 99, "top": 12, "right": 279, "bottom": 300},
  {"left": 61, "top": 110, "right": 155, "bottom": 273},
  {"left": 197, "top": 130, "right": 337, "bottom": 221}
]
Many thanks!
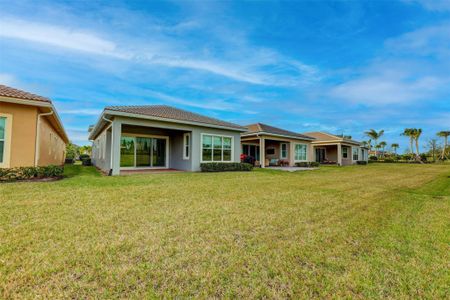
[
  {"left": 152, "top": 138, "right": 166, "bottom": 167},
  {"left": 136, "top": 137, "right": 151, "bottom": 167},
  {"left": 120, "top": 136, "right": 135, "bottom": 167}
]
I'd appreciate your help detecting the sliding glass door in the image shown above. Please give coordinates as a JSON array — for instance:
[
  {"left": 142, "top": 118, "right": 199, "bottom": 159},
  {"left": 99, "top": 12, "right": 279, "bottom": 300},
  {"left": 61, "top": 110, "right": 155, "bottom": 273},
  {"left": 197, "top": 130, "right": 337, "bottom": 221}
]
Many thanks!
[{"left": 120, "top": 135, "right": 167, "bottom": 168}]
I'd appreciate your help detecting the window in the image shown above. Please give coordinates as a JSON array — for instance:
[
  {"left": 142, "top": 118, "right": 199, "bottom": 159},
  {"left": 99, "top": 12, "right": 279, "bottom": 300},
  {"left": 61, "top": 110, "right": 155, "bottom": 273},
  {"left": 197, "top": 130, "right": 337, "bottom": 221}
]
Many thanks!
[
  {"left": 294, "top": 144, "right": 307, "bottom": 161},
  {"left": 280, "top": 143, "right": 288, "bottom": 159},
  {"left": 0, "top": 117, "right": 6, "bottom": 164},
  {"left": 0, "top": 114, "right": 12, "bottom": 167},
  {"left": 201, "top": 134, "right": 232, "bottom": 162},
  {"left": 183, "top": 133, "right": 190, "bottom": 160},
  {"left": 242, "top": 144, "right": 260, "bottom": 161},
  {"left": 352, "top": 147, "right": 359, "bottom": 161},
  {"left": 120, "top": 135, "right": 168, "bottom": 168},
  {"left": 342, "top": 147, "right": 348, "bottom": 158}
]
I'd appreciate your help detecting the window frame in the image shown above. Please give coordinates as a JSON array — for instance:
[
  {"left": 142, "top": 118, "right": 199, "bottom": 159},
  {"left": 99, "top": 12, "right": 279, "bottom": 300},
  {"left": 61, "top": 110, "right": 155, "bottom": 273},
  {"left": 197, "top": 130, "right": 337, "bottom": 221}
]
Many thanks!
[
  {"left": 183, "top": 133, "right": 190, "bottom": 160},
  {"left": 0, "top": 113, "right": 13, "bottom": 168},
  {"left": 280, "top": 143, "right": 288, "bottom": 159},
  {"left": 200, "top": 133, "right": 234, "bottom": 163},
  {"left": 294, "top": 143, "right": 308, "bottom": 162},
  {"left": 342, "top": 146, "right": 348, "bottom": 158},
  {"left": 352, "top": 147, "right": 359, "bottom": 161}
]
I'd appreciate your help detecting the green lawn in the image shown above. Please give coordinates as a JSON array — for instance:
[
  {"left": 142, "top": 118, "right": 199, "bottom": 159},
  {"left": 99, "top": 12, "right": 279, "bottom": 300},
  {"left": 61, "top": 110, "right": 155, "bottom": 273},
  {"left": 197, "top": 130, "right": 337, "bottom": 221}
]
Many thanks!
[{"left": 1, "top": 164, "right": 449, "bottom": 298}]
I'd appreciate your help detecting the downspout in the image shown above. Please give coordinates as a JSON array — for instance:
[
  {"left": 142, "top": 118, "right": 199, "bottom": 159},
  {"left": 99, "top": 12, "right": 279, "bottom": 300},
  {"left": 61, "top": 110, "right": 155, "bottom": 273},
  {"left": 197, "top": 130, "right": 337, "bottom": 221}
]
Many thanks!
[
  {"left": 35, "top": 110, "right": 54, "bottom": 167},
  {"left": 102, "top": 116, "right": 114, "bottom": 176}
]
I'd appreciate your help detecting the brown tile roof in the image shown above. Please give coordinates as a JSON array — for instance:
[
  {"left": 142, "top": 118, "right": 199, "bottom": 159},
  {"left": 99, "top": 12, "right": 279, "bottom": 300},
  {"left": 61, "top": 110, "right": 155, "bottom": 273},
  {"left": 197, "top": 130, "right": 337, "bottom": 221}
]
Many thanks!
[
  {"left": 105, "top": 105, "right": 246, "bottom": 130},
  {"left": 244, "top": 123, "right": 315, "bottom": 140},
  {"left": 304, "top": 131, "right": 362, "bottom": 145},
  {"left": 0, "top": 84, "right": 51, "bottom": 103}
]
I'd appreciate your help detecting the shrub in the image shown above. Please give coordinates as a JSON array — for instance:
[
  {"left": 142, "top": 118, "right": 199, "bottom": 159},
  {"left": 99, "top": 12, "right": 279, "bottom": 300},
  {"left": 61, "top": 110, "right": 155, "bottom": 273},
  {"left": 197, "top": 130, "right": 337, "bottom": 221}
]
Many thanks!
[
  {"left": 309, "top": 162, "right": 320, "bottom": 167},
  {"left": 240, "top": 154, "right": 256, "bottom": 166},
  {"left": 200, "top": 162, "right": 253, "bottom": 172},
  {"left": 357, "top": 161, "right": 368, "bottom": 165},
  {"left": 384, "top": 158, "right": 395, "bottom": 163},
  {"left": 0, "top": 165, "right": 64, "bottom": 182},
  {"left": 82, "top": 158, "right": 92, "bottom": 166},
  {"left": 369, "top": 156, "right": 378, "bottom": 161},
  {"left": 65, "top": 158, "right": 75, "bottom": 164},
  {"left": 79, "top": 154, "right": 90, "bottom": 161}
]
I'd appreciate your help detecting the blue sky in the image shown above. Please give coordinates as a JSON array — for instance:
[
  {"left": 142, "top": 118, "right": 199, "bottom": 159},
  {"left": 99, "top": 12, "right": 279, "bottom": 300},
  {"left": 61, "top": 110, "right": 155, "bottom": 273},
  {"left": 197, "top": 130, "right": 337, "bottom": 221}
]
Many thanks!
[{"left": 0, "top": 0, "right": 449, "bottom": 150}]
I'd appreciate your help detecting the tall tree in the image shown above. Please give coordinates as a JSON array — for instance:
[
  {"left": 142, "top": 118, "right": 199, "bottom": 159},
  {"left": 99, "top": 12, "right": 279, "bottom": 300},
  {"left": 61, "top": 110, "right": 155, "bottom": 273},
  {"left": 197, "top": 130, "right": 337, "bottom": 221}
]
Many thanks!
[
  {"left": 391, "top": 143, "right": 399, "bottom": 155},
  {"left": 411, "top": 128, "right": 422, "bottom": 158},
  {"left": 401, "top": 128, "right": 414, "bottom": 156},
  {"left": 437, "top": 131, "right": 450, "bottom": 160},
  {"left": 427, "top": 139, "right": 438, "bottom": 162},
  {"left": 365, "top": 129, "right": 384, "bottom": 156},
  {"left": 379, "top": 141, "right": 387, "bottom": 157}
]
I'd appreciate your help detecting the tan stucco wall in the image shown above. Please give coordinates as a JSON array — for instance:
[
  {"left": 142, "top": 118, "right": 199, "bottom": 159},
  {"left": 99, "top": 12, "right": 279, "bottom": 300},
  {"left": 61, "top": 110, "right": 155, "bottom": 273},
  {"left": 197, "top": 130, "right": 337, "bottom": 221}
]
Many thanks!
[
  {"left": 38, "top": 116, "right": 66, "bottom": 166},
  {"left": 0, "top": 102, "right": 37, "bottom": 167}
]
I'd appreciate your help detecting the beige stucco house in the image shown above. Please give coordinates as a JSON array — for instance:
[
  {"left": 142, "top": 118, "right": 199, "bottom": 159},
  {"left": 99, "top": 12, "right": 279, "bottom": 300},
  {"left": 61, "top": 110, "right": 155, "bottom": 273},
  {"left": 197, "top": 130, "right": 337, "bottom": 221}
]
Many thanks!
[
  {"left": 303, "top": 132, "right": 368, "bottom": 166},
  {"left": 241, "top": 123, "right": 315, "bottom": 168},
  {"left": 0, "top": 85, "right": 68, "bottom": 168}
]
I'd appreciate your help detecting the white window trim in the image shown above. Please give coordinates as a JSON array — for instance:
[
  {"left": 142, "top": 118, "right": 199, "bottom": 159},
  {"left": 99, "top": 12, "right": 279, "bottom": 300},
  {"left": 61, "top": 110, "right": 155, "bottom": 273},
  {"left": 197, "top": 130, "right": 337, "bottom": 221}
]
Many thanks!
[
  {"left": 200, "top": 133, "right": 234, "bottom": 163},
  {"left": 342, "top": 146, "right": 349, "bottom": 159},
  {"left": 119, "top": 134, "right": 170, "bottom": 170},
  {"left": 0, "top": 113, "right": 13, "bottom": 168},
  {"left": 183, "top": 132, "right": 190, "bottom": 160},
  {"left": 294, "top": 143, "right": 308, "bottom": 162},
  {"left": 280, "top": 143, "right": 288, "bottom": 159}
]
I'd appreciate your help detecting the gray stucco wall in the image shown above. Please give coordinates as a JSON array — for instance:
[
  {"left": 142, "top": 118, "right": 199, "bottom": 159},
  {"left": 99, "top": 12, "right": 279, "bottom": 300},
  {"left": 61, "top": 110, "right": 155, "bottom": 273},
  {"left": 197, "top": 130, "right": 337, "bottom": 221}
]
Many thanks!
[
  {"left": 91, "top": 128, "right": 112, "bottom": 173},
  {"left": 102, "top": 116, "right": 243, "bottom": 174}
]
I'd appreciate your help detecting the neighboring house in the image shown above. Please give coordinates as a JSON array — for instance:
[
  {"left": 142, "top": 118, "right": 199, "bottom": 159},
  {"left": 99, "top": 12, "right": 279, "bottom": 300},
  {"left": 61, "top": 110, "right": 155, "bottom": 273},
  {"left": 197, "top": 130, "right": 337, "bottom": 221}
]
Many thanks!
[
  {"left": 88, "top": 105, "right": 247, "bottom": 175},
  {"left": 302, "top": 132, "right": 369, "bottom": 166},
  {"left": 0, "top": 85, "right": 68, "bottom": 168},
  {"left": 241, "top": 123, "right": 315, "bottom": 168}
]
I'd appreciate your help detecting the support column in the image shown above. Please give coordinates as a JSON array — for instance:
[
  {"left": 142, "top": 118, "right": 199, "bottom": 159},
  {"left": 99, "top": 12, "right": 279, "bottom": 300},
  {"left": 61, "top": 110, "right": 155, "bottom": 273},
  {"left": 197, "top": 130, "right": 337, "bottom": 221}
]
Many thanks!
[
  {"left": 111, "top": 120, "right": 122, "bottom": 175},
  {"left": 337, "top": 144, "right": 342, "bottom": 166},
  {"left": 260, "top": 137, "right": 265, "bottom": 168},
  {"left": 289, "top": 142, "right": 295, "bottom": 166}
]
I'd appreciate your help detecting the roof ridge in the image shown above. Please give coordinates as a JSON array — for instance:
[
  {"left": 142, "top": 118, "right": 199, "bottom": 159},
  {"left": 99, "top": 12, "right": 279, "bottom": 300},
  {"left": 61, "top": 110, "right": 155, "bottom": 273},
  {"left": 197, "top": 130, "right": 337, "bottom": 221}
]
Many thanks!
[{"left": 0, "top": 84, "right": 51, "bottom": 103}]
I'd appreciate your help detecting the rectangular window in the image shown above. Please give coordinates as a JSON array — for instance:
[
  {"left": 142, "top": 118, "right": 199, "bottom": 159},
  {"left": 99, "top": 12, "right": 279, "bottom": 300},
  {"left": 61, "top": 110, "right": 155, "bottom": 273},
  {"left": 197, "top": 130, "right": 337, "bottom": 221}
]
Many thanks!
[
  {"left": 0, "top": 117, "right": 5, "bottom": 163},
  {"left": 280, "top": 143, "right": 288, "bottom": 159},
  {"left": 120, "top": 135, "right": 167, "bottom": 168},
  {"left": 201, "top": 134, "right": 233, "bottom": 162},
  {"left": 342, "top": 147, "right": 348, "bottom": 158},
  {"left": 352, "top": 147, "right": 359, "bottom": 160},
  {"left": 294, "top": 144, "right": 307, "bottom": 161},
  {"left": 183, "top": 133, "right": 190, "bottom": 160}
]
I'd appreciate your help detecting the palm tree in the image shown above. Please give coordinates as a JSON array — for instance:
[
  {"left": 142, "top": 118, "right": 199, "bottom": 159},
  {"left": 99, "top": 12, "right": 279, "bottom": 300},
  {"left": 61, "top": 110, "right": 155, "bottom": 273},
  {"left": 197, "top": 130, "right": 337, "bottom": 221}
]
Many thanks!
[
  {"left": 379, "top": 141, "right": 387, "bottom": 157},
  {"left": 401, "top": 128, "right": 414, "bottom": 156},
  {"left": 411, "top": 128, "right": 422, "bottom": 158},
  {"left": 391, "top": 143, "right": 399, "bottom": 155},
  {"left": 365, "top": 129, "right": 384, "bottom": 156},
  {"left": 437, "top": 131, "right": 450, "bottom": 160}
]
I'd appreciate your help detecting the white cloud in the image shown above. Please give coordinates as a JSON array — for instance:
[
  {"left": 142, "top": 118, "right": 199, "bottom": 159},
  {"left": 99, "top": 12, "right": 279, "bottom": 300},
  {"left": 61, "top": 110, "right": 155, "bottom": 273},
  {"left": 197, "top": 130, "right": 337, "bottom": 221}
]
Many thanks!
[
  {"left": 0, "top": 73, "right": 17, "bottom": 86},
  {"left": 404, "top": 0, "right": 450, "bottom": 11},
  {"left": 0, "top": 18, "right": 130, "bottom": 59},
  {"left": 0, "top": 16, "right": 320, "bottom": 87},
  {"left": 58, "top": 108, "right": 103, "bottom": 115}
]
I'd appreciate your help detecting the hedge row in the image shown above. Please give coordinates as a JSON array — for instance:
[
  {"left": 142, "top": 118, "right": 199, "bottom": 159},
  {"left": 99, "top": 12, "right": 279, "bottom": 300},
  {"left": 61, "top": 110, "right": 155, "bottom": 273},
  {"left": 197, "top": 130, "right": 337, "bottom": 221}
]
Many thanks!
[
  {"left": 0, "top": 165, "right": 64, "bottom": 182},
  {"left": 200, "top": 162, "right": 253, "bottom": 172}
]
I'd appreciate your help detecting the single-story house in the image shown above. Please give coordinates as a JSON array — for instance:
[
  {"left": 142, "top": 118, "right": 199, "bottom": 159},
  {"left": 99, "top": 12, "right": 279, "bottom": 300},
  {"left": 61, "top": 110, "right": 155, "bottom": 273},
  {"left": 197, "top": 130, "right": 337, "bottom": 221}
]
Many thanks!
[
  {"left": 303, "top": 132, "right": 368, "bottom": 165},
  {"left": 241, "top": 123, "right": 315, "bottom": 168},
  {"left": 0, "top": 84, "right": 69, "bottom": 168},
  {"left": 88, "top": 105, "right": 247, "bottom": 175}
]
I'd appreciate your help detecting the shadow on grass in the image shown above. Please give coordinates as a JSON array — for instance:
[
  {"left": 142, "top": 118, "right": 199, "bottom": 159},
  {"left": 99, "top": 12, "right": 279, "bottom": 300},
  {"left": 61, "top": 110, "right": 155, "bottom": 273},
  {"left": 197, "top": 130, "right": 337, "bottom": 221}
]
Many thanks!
[{"left": 64, "top": 164, "right": 102, "bottom": 178}]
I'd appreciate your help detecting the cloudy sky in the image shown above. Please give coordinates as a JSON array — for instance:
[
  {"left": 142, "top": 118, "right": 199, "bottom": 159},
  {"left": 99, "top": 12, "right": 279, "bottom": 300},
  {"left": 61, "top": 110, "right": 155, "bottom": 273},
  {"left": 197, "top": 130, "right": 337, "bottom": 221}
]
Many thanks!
[{"left": 0, "top": 0, "right": 449, "bottom": 149}]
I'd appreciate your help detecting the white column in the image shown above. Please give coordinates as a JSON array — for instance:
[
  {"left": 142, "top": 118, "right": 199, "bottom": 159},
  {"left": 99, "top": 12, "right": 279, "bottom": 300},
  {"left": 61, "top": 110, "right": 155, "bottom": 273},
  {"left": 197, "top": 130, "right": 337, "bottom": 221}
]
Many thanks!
[
  {"left": 289, "top": 142, "right": 295, "bottom": 166},
  {"left": 260, "top": 137, "right": 265, "bottom": 168},
  {"left": 111, "top": 120, "right": 122, "bottom": 175},
  {"left": 337, "top": 144, "right": 342, "bottom": 166}
]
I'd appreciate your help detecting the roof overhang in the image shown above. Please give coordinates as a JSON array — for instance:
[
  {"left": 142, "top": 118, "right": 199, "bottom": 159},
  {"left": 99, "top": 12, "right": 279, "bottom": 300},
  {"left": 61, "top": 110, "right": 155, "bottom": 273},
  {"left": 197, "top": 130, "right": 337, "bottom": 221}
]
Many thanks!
[
  {"left": 88, "top": 109, "right": 247, "bottom": 140},
  {"left": 311, "top": 139, "right": 363, "bottom": 146},
  {"left": 1, "top": 96, "right": 69, "bottom": 143}
]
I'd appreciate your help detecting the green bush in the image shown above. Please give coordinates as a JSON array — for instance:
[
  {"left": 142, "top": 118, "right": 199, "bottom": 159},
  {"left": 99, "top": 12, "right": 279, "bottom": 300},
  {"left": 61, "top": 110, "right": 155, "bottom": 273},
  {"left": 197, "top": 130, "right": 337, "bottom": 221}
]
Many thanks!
[
  {"left": 0, "top": 165, "right": 64, "bottom": 182},
  {"left": 82, "top": 158, "right": 92, "bottom": 166},
  {"left": 79, "top": 154, "right": 90, "bottom": 161},
  {"left": 357, "top": 161, "right": 368, "bottom": 165},
  {"left": 200, "top": 162, "right": 253, "bottom": 172},
  {"left": 369, "top": 156, "right": 378, "bottom": 161},
  {"left": 309, "top": 162, "right": 320, "bottom": 167}
]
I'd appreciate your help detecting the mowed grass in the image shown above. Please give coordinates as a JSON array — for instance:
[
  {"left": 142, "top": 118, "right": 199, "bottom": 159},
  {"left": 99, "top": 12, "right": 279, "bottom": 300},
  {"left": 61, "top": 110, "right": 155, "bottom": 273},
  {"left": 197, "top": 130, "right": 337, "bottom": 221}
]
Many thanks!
[{"left": 1, "top": 164, "right": 449, "bottom": 298}]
